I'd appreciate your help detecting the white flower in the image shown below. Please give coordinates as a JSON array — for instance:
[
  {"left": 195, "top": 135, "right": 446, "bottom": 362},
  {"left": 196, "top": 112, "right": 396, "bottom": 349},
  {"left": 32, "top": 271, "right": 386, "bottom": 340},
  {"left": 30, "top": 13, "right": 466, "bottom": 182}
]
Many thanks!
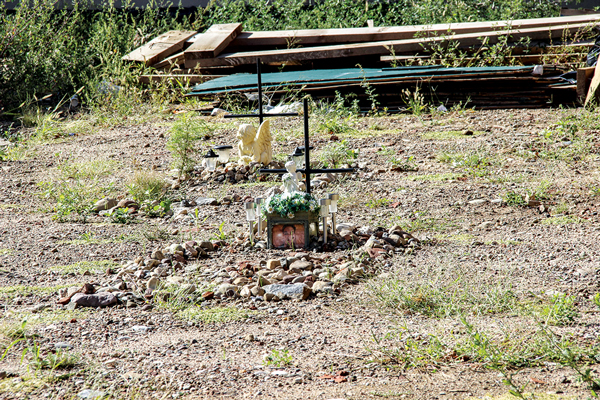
[
  {"left": 267, "top": 206, "right": 274, "bottom": 213},
  {"left": 287, "top": 212, "right": 295, "bottom": 219},
  {"left": 309, "top": 204, "right": 315, "bottom": 211}
]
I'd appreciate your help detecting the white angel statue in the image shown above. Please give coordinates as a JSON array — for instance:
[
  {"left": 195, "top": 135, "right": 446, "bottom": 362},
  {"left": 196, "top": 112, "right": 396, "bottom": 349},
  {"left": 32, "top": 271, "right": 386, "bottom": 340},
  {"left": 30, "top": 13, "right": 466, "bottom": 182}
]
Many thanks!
[
  {"left": 282, "top": 160, "right": 303, "bottom": 198},
  {"left": 236, "top": 120, "right": 272, "bottom": 165}
]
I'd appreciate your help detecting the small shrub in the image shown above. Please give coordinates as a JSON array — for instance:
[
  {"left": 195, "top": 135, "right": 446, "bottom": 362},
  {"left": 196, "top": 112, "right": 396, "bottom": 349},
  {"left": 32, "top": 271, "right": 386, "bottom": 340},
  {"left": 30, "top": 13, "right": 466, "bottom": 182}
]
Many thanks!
[
  {"left": 167, "top": 113, "right": 213, "bottom": 176},
  {"left": 107, "top": 207, "right": 133, "bottom": 224}
]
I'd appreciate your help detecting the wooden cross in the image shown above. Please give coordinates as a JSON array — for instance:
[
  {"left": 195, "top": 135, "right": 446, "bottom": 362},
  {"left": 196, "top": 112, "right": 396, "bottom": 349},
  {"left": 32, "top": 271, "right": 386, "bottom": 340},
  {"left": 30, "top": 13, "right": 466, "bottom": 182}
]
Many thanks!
[{"left": 224, "top": 59, "right": 354, "bottom": 193}]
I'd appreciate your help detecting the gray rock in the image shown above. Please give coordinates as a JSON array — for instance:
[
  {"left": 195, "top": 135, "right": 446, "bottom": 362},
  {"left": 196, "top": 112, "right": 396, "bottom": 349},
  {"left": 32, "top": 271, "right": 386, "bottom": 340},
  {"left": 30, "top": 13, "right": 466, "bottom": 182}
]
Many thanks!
[
  {"left": 312, "top": 281, "right": 334, "bottom": 294},
  {"left": 54, "top": 342, "right": 72, "bottom": 349},
  {"left": 78, "top": 389, "right": 105, "bottom": 399},
  {"left": 264, "top": 186, "right": 283, "bottom": 198},
  {"left": 199, "top": 241, "right": 214, "bottom": 251},
  {"left": 216, "top": 283, "right": 239, "bottom": 295},
  {"left": 263, "top": 283, "right": 311, "bottom": 300},
  {"left": 93, "top": 198, "right": 117, "bottom": 213},
  {"left": 180, "top": 283, "right": 196, "bottom": 295},
  {"left": 195, "top": 197, "right": 218, "bottom": 206},
  {"left": 70, "top": 293, "right": 117, "bottom": 307},
  {"left": 151, "top": 250, "right": 164, "bottom": 260},
  {"left": 289, "top": 260, "right": 313, "bottom": 271}
]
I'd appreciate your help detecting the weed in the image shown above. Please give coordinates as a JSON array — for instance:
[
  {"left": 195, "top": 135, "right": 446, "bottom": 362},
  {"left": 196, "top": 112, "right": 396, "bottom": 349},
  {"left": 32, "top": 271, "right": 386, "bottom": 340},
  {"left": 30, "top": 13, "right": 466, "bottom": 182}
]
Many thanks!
[
  {"left": 263, "top": 348, "right": 293, "bottom": 367},
  {"left": 106, "top": 207, "right": 134, "bottom": 224},
  {"left": 502, "top": 190, "right": 527, "bottom": 206},
  {"left": 49, "top": 260, "right": 118, "bottom": 275},
  {"left": 536, "top": 294, "right": 579, "bottom": 326},
  {"left": 366, "top": 198, "right": 392, "bottom": 208},
  {"left": 0, "top": 248, "right": 13, "bottom": 256},
  {"left": 167, "top": 113, "right": 213, "bottom": 176},
  {"left": 401, "top": 86, "right": 427, "bottom": 116},
  {"left": 438, "top": 151, "right": 491, "bottom": 177},
  {"left": 126, "top": 171, "right": 168, "bottom": 204},
  {"left": 142, "top": 199, "right": 172, "bottom": 218},
  {"left": 369, "top": 273, "right": 518, "bottom": 318},
  {"left": 541, "top": 215, "right": 586, "bottom": 225},
  {"left": 397, "top": 210, "right": 458, "bottom": 233},
  {"left": 317, "top": 140, "right": 358, "bottom": 168},
  {"left": 409, "top": 172, "right": 463, "bottom": 181},
  {"left": 0, "top": 320, "right": 29, "bottom": 340},
  {"left": 210, "top": 221, "right": 229, "bottom": 241},
  {"left": 142, "top": 226, "right": 171, "bottom": 241},
  {"left": 0, "top": 284, "right": 71, "bottom": 300}
]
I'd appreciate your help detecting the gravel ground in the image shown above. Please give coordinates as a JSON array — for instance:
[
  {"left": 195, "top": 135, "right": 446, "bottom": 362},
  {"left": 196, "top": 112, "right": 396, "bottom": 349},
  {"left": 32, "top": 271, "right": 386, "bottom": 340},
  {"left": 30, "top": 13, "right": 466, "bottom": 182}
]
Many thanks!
[{"left": 1, "top": 107, "right": 600, "bottom": 399}]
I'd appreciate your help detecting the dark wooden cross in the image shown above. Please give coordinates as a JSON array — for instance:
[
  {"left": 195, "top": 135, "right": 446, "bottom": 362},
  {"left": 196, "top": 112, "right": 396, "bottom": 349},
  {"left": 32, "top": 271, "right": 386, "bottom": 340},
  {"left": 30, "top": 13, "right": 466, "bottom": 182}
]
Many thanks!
[{"left": 224, "top": 59, "right": 354, "bottom": 193}]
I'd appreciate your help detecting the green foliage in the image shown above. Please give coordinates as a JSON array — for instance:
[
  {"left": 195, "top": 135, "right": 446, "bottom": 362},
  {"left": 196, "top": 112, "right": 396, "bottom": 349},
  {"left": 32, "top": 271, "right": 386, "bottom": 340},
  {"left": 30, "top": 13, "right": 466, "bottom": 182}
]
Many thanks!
[
  {"left": 105, "top": 207, "right": 132, "bottom": 224},
  {"left": 503, "top": 190, "right": 527, "bottom": 206},
  {"left": 142, "top": 200, "right": 172, "bottom": 218},
  {"left": 537, "top": 294, "right": 579, "bottom": 326},
  {"left": 263, "top": 348, "right": 293, "bottom": 367},
  {"left": 369, "top": 275, "right": 518, "bottom": 318},
  {"left": 317, "top": 140, "right": 358, "bottom": 168},
  {"left": 438, "top": 151, "right": 491, "bottom": 177},
  {"left": 401, "top": 86, "right": 427, "bottom": 116},
  {"left": 262, "top": 192, "right": 320, "bottom": 218},
  {"left": 126, "top": 171, "right": 168, "bottom": 203},
  {"left": 366, "top": 198, "right": 392, "bottom": 208},
  {"left": 167, "top": 113, "right": 212, "bottom": 176},
  {"left": 210, "top": 221, "right": 229, "bottom": 241}
]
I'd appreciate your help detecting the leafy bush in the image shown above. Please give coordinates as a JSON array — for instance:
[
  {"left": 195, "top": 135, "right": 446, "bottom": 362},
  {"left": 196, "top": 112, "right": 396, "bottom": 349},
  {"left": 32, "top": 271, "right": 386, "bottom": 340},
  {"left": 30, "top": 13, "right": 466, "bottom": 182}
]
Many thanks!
[{"left": 126, "top": 171, "right": 168, "bottom": 204}]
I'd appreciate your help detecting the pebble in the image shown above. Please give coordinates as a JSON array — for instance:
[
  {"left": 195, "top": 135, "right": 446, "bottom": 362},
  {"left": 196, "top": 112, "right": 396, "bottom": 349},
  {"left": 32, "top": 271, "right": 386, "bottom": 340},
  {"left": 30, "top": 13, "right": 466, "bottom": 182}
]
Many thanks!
[
  {"left": 78, "top": 389, "right": 105, "bottom": 399},
  {"left": 55, "top": 342, "right": 72, "bottom": 349}
]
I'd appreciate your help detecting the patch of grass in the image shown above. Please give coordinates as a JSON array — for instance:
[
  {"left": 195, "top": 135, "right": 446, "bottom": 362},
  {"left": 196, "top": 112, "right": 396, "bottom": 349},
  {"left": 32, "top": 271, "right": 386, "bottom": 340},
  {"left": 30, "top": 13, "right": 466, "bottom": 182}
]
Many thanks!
[
  {"left": 541, "top": 215, "right": 586, "bottom": 225},
  {"left": 49, "top": 260, "right": 118, "bottom": 275},
  {"left": 366, "top": 198, "right": 392, "bottom": 208},
  {"left": 397, "top": 211, "right": 458, "bottom": 233},
  {"left": 408, "top": 173, "right": 463, "bottom": 181},
  {"left": 177, "top": 306, "right": 255, "bottom": 323},
  {"left": 437, "top": 151, "right": 491, "bottom": 177},
  {"left": 317, "top": 140, "right": 358, "bottom": 168},
  {"left": 38, "top": 158, "right": 117, "bottom": 222},
  {"left": 0, "top": 284, "right": 71, "bottom": 299},
  {"left": 263, "top": 348, "right": 293, "bottom": 367},
  {"left": 420, "top": 130, "right": 483, "bottom": 140},
  {"left": 369, "top": 274, "right": 519, "bottom": 318},
  {"left": 0, "top": 248, "right": 13, "bottom": 255},
  {"left": 535, "top": 294, "right": 579, "bottom": 326},
  {"left": 0, "top": 320, "right": 29, "bottom": 340},
  {"left": 126, "top": 171, "right": 168, "bottom": 204}
]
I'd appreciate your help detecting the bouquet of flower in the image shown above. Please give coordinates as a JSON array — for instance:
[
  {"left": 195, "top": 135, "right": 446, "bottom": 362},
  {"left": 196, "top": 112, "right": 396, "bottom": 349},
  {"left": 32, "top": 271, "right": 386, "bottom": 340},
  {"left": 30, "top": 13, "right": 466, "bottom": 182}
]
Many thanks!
[{"left": 262, "top": 192, "right": 320, "bottom": 219}]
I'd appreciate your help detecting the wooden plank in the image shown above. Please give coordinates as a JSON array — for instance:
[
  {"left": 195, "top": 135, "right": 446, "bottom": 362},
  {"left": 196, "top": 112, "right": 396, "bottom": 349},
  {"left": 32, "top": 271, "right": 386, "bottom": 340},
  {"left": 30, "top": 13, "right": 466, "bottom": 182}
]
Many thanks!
[
  {"left": 123, "top": 30, "right": 197, "bottom": 66},
  {"left": 152, "top": 51, "right": 185, "bottom": 69},
  {"left": 184, "top": 23, "right": 243, "bottom": 60},
  {"left": 577, "top": 66, "right": 595, "bottom": 103},
  {"left": 228, "top": 14, "right": 600, "bottom": 48},
  {"left": 185, "top": 23, "right": 596, "bottom": 68},
  {"left": 139, "top": 74, "right": 224, "bottom": 84},
  {"left": 585, "top": 62, "right": 600, "bottom": 106}
]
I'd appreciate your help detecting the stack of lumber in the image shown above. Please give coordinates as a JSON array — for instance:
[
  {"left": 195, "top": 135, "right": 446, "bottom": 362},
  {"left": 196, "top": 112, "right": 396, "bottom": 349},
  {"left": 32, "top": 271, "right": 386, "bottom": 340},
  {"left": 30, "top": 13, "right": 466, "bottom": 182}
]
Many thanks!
[
  {"left": 124, "top": 14, "right": 600, "bottom": 79},
  {"left": 186, "top": 65, "right": 578, "bottom": 109},
  {"left": 122, "top": 14, "right": 600, "bottom": 108}
]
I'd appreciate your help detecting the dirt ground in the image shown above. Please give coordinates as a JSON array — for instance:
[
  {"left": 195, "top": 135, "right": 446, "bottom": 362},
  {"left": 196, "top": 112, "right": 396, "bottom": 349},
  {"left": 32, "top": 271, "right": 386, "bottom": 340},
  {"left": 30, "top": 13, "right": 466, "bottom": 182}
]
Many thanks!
[{"left": 1, "top": 106, "right": 600, "bottom": 400}]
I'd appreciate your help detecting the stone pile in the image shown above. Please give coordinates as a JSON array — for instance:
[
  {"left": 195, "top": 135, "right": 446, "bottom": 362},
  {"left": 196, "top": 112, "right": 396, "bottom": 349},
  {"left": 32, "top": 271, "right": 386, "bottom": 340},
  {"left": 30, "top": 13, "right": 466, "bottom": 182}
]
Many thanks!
[{"left": 56, "top": 225, "right": 418, "bottom": 309}]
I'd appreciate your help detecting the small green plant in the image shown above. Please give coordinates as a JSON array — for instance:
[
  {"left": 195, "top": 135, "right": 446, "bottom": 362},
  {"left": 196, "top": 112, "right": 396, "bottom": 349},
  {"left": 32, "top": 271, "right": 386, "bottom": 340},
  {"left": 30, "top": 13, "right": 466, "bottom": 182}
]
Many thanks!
[
  {"left": 141, "top": 199, "right": 172, "bottom": 218},
  {"left": 502, "top": 190, "right": 527, "bottom": 206},
  {"left": 366, "top": 198, "right": 392, "bottom": 208},
  {"left": 167, "top": 113, "right": 213, "bottom": 176},
  {"left": 317, "top": 140, "right": 358, "bottom": 168},
  {"left": 126, "top": 171, "right": 168, "bottom": 204},
  {"left": 263, "top": 348, "right": 293, "bottom": 367},
  {"left": 537, "top": 293, "right": 579, "bottom": 326},
  {"left": 107, "top": 207, "right": 133, "bottom": 224},
  {"left": 211, "top": 221, "right": 229, "bottom": 241},
  {"left": 401, "top": 86, "right": 427, "bottom": 116}
]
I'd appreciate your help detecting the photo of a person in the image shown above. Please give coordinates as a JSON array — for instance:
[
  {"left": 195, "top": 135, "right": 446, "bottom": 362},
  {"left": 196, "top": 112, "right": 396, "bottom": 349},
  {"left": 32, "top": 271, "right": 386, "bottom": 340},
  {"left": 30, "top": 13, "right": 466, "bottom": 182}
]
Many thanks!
[{"left": 272, "top": 224, "right": 305, "bottom": 248}]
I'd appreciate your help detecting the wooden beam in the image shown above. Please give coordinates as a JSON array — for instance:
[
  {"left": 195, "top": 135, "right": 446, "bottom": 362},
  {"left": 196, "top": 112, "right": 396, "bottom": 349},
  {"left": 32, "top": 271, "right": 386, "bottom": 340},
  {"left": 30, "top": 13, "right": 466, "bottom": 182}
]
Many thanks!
[
  {"left": 122, "top": 30, "right": 197, "bottom": 66},
  {"left": 585, "top": 62, "right": 600, "bottom": 106},
  {"left": 228, "top": 14, "right": 600, "bottom": 48},
  {"left": 152, "top": 51, "right": 185, "bottom": 69},
  {"left": 577, "top": 66, "right": 595, "bottom": 103},
  {"left": 185, "top": 23, "right": 596, "bottom": 68},
  {"left": 184, "top": 23, "right": 243, "bottom": 60}
]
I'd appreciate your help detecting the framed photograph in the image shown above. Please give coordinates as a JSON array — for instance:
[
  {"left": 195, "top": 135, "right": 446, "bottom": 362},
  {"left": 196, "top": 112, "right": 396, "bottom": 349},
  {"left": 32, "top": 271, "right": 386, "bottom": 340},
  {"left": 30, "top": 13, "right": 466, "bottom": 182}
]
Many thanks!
[{"left": 271, "top": 224, "right": 305, "bottom": 249}]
